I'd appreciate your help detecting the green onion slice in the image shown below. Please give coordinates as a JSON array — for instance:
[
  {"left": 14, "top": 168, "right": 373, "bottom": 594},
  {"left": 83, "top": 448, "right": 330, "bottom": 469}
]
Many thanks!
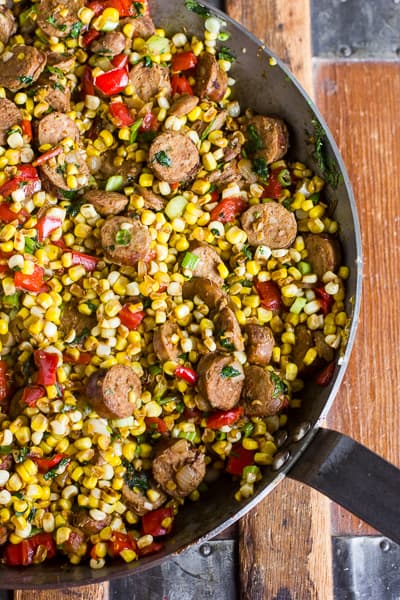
[{"left": 181, "top": 251, "right": 200, "bottom": 270}]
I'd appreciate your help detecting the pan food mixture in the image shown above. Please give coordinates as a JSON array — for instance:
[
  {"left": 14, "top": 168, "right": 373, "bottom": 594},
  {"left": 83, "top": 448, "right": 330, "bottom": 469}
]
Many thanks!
[{"left": 0, "top": 0, "right": 349, "bottom": 568}]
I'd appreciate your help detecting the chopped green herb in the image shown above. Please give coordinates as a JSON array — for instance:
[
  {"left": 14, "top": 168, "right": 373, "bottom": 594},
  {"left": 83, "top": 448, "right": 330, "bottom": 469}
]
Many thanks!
[
  {"left": 130, "top": 118, "right": 143, "bottom": 143},
  {"left": 73, "top": 327, "right": 90, "bottom": 346},
  {"left": 210, "top": 228, "right": 221, "bottom": 236},
  {"left": 217, "top": 46, "right": 236, "bottom": 63},
  {"left": 122, "top": 457, "right": 149, "bottom": 492},
  {"left": 270, "top": 371, "right": 288, "bottom": 398},
  {"left": 47, "top": 66, "right": 64, "bottom": 77},
  {"left": 44, "top": 457, "right": 70, "bottom": 480},
  {"left": 62, "top": 189, "right": 78, "bottom": 200},
  {"left": 184, "top": 0, "right": 211, "bottom": 17},
  {"left": 181, "top": 251, "right": 200, "bottom": 270},
  {"left": 46, "top": 15, "right": 67, "bottom": 31},
  {"left": 143, "top": 55, "right": 153, "bottom": 68},
  {"left": 53, "top": 82, "right": 65, "bottom": 92},
  {"left": 221, "top": 365, "right": 241, "bottom": 378},
  {"left": 309, "top": 192, "right": 320, "bottom": 204},
  {"left": 0, "top": 445, "right": 12, "bottom": 455},
  {"left": 311, "top": 118, "right": 341, "bottom": 188},
  {"left": 13, "top": 447, "right": 29, "bottom": 463},
  {"left": 65, "top": 199, "right": 83, "bottom": 216},
  {"left": 158, "top": 395, "right": 180, "bottom": 406},
  {"left": 85, "top": 301, "right": 98, "bottom": 313},
  {"left": 241, "top": 422, "right": 254, "bottom": 438},
  {"left": 277, "top": 168, "right": 291, "bottom": 187},
  {"left": 245, "top": 124, "right": 264, "bottom": 154},
  {"left": 149, "top": 364, "right": 163, "bottom": 375},
  {"left": 282, "top": 197, "right": 292, "bottom": 210},
  {"left": 252, "top": 157, "right": 269, "bottom": 181},
  {"left": 153, "top": 150, "right": 172, "bottom": 167},
  {"left": 70, "top": 21, "right": 82, "bottom": 38},
  {"left": 27, "top": 507, "right": 36, "bottom": 522},
  {"left": 24, "top": 237, "right": 41, "bottom": 255},
  {"left": 18, "top": 76, "right": 33, "bottom": 85},
  {"left": 218, "top": 333, "right": 235, "bottom": 351},
  {"left": 133, "top": 1, "right": 145, "bottom": 15},
  {"left": 240, "top": 279, "right": 254, "bottom": 288},
  {"left": 115, "top": 229, "right": 132, "bottom": 246},
  {"left": 200, "top": 117, "right": 216, "bottom": 141},
  {"left": 242, "top": 244, "right": 253, "bottom": 259}
]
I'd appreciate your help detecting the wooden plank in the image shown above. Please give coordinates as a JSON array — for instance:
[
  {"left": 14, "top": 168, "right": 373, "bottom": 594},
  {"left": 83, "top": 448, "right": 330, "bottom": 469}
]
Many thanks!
[
  {"left": 14, "top": 584, "right": 109, "bottom": 600},
  {"left": 315, "top": 61, "right": 400, "bottom": 535},
  {"left": 227, "top": 1, "right": 334, "bottom": 598}
]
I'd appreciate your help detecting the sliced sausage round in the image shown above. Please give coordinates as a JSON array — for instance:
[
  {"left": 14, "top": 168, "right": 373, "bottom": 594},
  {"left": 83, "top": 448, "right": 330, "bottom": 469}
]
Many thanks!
[
  {"left": 153, "top": 322, "right": 181, "bottom": 362},
  {"left": 37, "top": 0, "right": 83, "bottom": 39},
  {"left": 208, "top": 163, "right": 241, "bottom": 187},
  {"left": 36, "top": 76, "right": 71, "bottom": 112},
  {"left": 241, "top": 366, "right": 288, "bottom": 417},
  {"left": 148, "top": 132, "right": 200, "bottom": 184},
  {"left": 134, "top": 185, "right": 166, "bottom": 211},
  {"left": 187, "top": 242, "right": 224, "bottom": 285},
  {"left": 194, "top": 52, "right": 228, "bottom": 102},
  {"left": 120, "top": 15, "right": 155, "bottom": 39},
  {"left": 197, "top": 352, "right": 245, "bottom": 411},
  {"left": 129, "top": 61, "right": 171, "bottom": 101},
  {"left": 0, "top": 45, "right": 46, "bottom": 91},
  {"left": 100, "top": 216, "right": 151, "bottom": 266},
  {"left": 241, "top": 202, "right": 297, "bottom": 248},
  {"left": 304, "top": 234, "right": 342, "bottom": 280},
  {"left": 84, "top": 190, "right": 128, "bottom": 217},
  {"left": 0, "top": 7, "right": 16, "bottom": 45},
  {"left": 85, "top": 364, "right": 141, "bottom": 419},
  {"left": 36, "top": 112, "right": 79, "bottom": 147},
  {"left": 121, "top": 483, "right": 167, "bottom": 516},
  {"left": 152, "top": 439, "right": 206, "bottom": 499},
  {"left": 62, "top": 527, "right": 86, "bottom": 554},
  {"left": 117, "top": 159, "right": 142, "bottom": 185},
  {"left": 214, "top": 306, "right": 244, "bottom": 352},
  {"left": 40, "top": 149, "right": 89, "bottom": 192},
  {"left": 60, "top": 302, "right": 96, "bottom": 342},
  {"left": 46, "top": 52, "right": 75, "bottom": 73},
  {"left": 91, "top": 32, "right": 126, "bottom": 56},
  {"left": 169, "top": 94, "right": 199, "bottom": 117},
  {"left": 314, "top": 331, "right": 335, "bottom": 363},
  {"left": 245, "top": 323, "right": 275, "bottom": 366},
  {"left": 72, "top": 511, "right": 111, "bottom": 537},
  {"left": 0, "top": 99, "right": 21, "bottom": 146},
  {"left": 245, "top": 115, "right": 289, "bottom": 164},
  {"left": 182, "top": 277, "right": 227, "bottom": 310},
  {"left": 292, "top": 324, "right": 313, "bottom": 371}
]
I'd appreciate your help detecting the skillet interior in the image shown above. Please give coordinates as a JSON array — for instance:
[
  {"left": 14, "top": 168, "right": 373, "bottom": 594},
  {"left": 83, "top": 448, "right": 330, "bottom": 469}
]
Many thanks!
[{"left": 0, "top": 0, "right": 362, "bottom": 588}]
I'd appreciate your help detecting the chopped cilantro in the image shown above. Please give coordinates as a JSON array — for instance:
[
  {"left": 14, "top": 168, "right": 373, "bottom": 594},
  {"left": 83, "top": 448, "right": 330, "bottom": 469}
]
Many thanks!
[
  {"left": 154, "top": 150, "right": 172, "bottom": 167},
  {"left": 218, "top": 46, "right": 236, "bottom": 63},
  {"left": 242, "top": 244, "right": 253, "bottom": 259},
  {"left": 65, "top": 199, "right": 82, "bottom": 215},
  {"left": 122, "top": 457, "right": 149, "bottom": 492},
  {"left": 143, "top": 55, "right": 153, "bottom": 68},
  {"left": 221, "top": 365, "right": 241, "bottom": 378},
  {"left": 218, "top": 332, "right": 235, "bottom": 351},
  {"left": 43, "top": 457, "right": 70, "bottom": 480},
  {"left": 210, "top": 228, "right": 221, "bottom": 236},
  {"left": 270, "top": 371, "right": 288, "bottom": 398},
  {"left": 47, "top": 66, "right": 64, "bottom": 77},
  {"left": 24, "top": 237, "right": 41, "bottom": 255},
  {"left": 311, "top": 118, "right": 341, "bottom": 187},
  {"left": 85, "top": 301, "right": 97, "bottom": 313},
  {"left": 18, "top": 76, "right": 33, "bottom": 85},
  {"left": 73, "top": 327, "right": 90, "bottom": 346},
  {"left": 70, "top": 21, "right": 82, "bottom": 38},
  {"left": 245, "top": 124, "right": 264, "bottom": 154},
  {"left": 133, "top": 1, "right": 145, "bottom": 16},
  {"left": 46, "top": 15, "right": 67, "bottom": 31},
  {"left": 252, "top": 157, "right": 269, "bottom": 181},
  {"left": 13, "top": 447, "right": 29, "bottom": 463},
  {"left": 184, "top": 0, "right": 211, "bottom": 17}
]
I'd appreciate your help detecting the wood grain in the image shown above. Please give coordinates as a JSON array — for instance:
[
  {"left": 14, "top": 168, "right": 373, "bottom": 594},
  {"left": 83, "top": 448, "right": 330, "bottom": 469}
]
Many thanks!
[
  {"left": 229, "top": 1, "right": 333, "bottom": 598},
  {"left": 315, "top": 61, "right": 400, "bottom": 535},
  {"left": 14, "top": 584, "right": 109, "bottom": 600}
]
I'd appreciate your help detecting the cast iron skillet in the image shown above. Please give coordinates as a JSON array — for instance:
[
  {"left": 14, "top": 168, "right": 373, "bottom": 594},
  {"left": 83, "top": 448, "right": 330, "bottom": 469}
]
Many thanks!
[{"left": 1, "top": 0, "right": 399, "bottom": 589}]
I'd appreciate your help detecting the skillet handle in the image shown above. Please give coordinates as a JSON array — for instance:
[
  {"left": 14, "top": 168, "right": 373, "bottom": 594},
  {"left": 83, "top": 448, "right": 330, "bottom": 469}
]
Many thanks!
[{"left": 287, "top": 427, "right": 400, "bottom": 545}]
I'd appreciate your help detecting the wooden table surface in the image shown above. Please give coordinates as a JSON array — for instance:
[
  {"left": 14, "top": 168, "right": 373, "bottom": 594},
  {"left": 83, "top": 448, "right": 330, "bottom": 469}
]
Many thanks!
[{"left": 15, "top": 1, "right": 400, "bottom": 599}]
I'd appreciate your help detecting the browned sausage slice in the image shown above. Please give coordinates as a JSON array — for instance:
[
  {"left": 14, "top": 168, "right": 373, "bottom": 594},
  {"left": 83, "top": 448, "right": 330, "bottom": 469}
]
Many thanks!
[
  {"left": 245, "top": 323, "right": 275, "bottom": 366},
  {"left": 117, "top": 159, "right": 142, "bottom": 185},
  {"left": 314, "top": 331, "right": 335, "bottom": 363},
  {"left": 91, "top": 32, "right": 126, "bottom": 56},
  {"left": 35, "top": 74, "right": 71, "bottom": 112},
  {"left": 0, "top": 99, "right": 22, "bottom": 146},
  {"left": 121, "top": 483, "right": 167, "bottom": 516},
  {"left": 182, "top": 277, "right": 227, "bottom": 310},
  {"left": 245, "top": 115, "right": 289, "bottom": 164},
  {"left": 40, "top": 149, "right": 89, "bottom": 192},
  {"left": 37, "top": 0, "right": 83, "bottom": 39},
  {"left": 241, "top": 366, "right": 288, "bottom": 417},
  {"left": 0, "top": 7, "right": 16, "bottom": 45},
  {"left": 0, "top": 45, "right": 46, "bottom": 91},
  {"left": 61, "top": 527, "right": 86, "bottom": 555},
  {"left": 241, "top": 202, "right": 297, "bottom": 248},
  {"left": 46, "top": 52, "right": 75, "bottom": 73},
  {"left": 214, "top": 306, "right": 244, "bottom": 352},
  {"left": 194, "top": 53, "right": 228, "bottom": 102},
  {"left": 36, "top": 112, "right": 79, "bottom": 147},
  {"left": 60, "top": 302, "right": 96, "bottom": 342},
  {"left": 304, "top": 234, "right": 342, "bottom": 280},
  {"left": 153, "top": 322, "right": 181, "bottom": 362},
  {"left": 100, "top": 216, "right": 151, "bottom": 266},
  {"left": 152, "top": 439, "right": 206, "bottom": 499},
  {"left": 84, "top": 190, "right": 128, "bottom": 216},
  {"left": 148, "top": 132, "right": 200, "bottom": 184},
  {"left": 129, "top": 61, "right": 171, "bottom": 101},
  {"left": 85, "top": 364, "right": 141, "bottom": 419},
  {"left": 187, "top": 242, "right": 224, "bottom": 285},
  {"left": 120, "top": 15, "right": 155, "bottom": 39},
  {"left": 72, "top": 511, "right": 111, "bottom": 536},
  {"left": 197, "top": 352, "right": 245, "bottom": 411},
  {"left": 134, "top": 185, "right": 166, "bottom": 211},
  {"left": 169, "top": 94, "right": 199, "bottom": 117},
  {"left": 292, "top": 324, "right": 313, "bottom": 371},
  {"left": 208, "top": 162, "right": 241, "bottom": 187}
]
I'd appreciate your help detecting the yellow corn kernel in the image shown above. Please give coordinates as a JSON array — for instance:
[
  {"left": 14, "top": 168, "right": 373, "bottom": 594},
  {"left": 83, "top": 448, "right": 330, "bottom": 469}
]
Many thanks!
[
  {"left": 202, "top": 152, "right": 217, "bottom": 171},
  {"left": 217, "top": 262, "right": 229, "bottom": 279},
  {"left": 139, "top": 173, "right": 154, "bottom": 187},
  {"left": 191, "top": 179, "right": 211, "bottom": 196},
  {"left": 285, "top": 362, "right": 298, "bottom": 381},
  {"left": 120, "top": 549, "right": 137, "bottom": 563},
  {"left": 56, "top": 526, "right": 72, "bottom": 546},
  {"left": 254, "top": 452, "right": 274, "bottom": 466},
  {"left": 242, "top": 295, "right": 260, "bottom": 309},
  {"left": 303, "top": 347, "right": 318, "bottom": 366},
  {"left": 242, "top": 438, "right": 258, "bottom": 451}
]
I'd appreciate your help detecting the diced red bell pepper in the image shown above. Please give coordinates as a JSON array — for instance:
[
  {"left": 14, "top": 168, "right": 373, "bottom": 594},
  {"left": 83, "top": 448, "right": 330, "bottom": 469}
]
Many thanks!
[
  {"left": 0, "top": 265, "right": 8, "bottom": 274},
  {"left": 86, "top": 0, "right": 107, "bottom": 15},
  {"left": 21, "top": 385, "right": 46, "bottom": 407},
  {"left": 70, "top": 250, "right": 99, "bottom": 272},
  {"left": 0, "top": 165, "right": 41, "bottom": 200},
  {"left": 315, "top": 361, "right": 336, "bottom": 386},
  {"left": 171, "top": 74, "right": 193, "bottom": 96},
  {"left": 206, "top": 406, "right": 244, "bottom": 430},
  {"left": 119, "top": 305, "right": 145, "bottom": 330},
  {"left": 20, "top": 119, "right": 33, "bottom": 142},
  {"left": 210, "top": 196, "right": 248, "bottom": 223},
  {"left": 109, "top": 101, "right": 134, "bottom": 127},
  {"left": 63, "top": 351, "right": 93, "bottom": 365},
  {"left": 112, "top": 53, "right": 129, "bottom": 69},
  {"left": 94, "top": 67, "right": 129, "bottom": 96},
  {"left": 261, "top": 170, "right": 283, "bottom": 199},
  {"left": 36, "top": 215, "right": 63, "bottom": 242},
  {"left": 82, "top": 28, "right": 101, "bottom": 46},
  {"left": 226, "top": 443, "right": 255, "bottom": 476},
  {"left": 314, "top": 285, "right": 334, "bottom": 315},
  {"left": 14, "top": 264, "right": 44, "bottom": 293},
  {"left": 140, "top": 111, "right": 159, "bottom": 132},
  {"left": 254, "top": 279, "right": 282, "bottom": 311},
  {"left": 175, "top": 365, "right": 198, "bottom": 386},
  {"left": 142, "top": 507, "right": 173, "bottom": 537},
  {"left": 108, "top": 531, "right": 137, "bottom": 557},
  {"left": 81, "top": 66, "right": 95, "bottom": 97},
  {"left": 31, "top": 453, "right": 67, "bottom": 474},
  {"left": 138, "top": 541, "right": 163, "bottom": 556},
  {"left": 32, "top": 145, "right": 62, "bottom": 167},
  {"left": 34, "top": 350, "right": 59, "bottom": 386},
  {"left": 171, "top": 51, "right": 198, "bottom": 72},
  {"left": 0, "top": 202, "right": 29, "bottom": 224},
  {"left": 145, "top": 416, "right": 168, "bottom": 434},
  {"left": 0, "top": 361, "right": 10, "bottom": 403},
  {"left": 4, "top": 533, "right": 56, "bottom": 566}
]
